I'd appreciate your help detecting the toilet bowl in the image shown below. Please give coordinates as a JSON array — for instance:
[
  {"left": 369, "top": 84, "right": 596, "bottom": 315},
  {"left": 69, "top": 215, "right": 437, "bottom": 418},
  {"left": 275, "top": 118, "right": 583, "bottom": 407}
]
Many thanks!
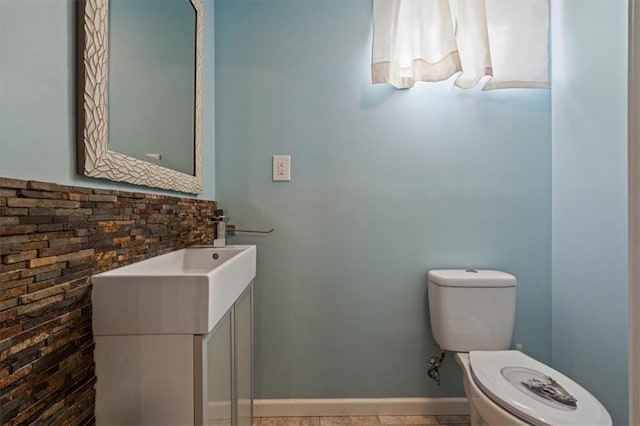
[{"left": 427, "top": 269, "right": 612, "bottom": 426}]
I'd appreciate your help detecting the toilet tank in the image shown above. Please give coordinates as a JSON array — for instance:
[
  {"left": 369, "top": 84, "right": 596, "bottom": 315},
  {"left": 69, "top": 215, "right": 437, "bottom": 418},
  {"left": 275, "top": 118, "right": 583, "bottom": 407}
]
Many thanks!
[{"left": 428, "top": 269, "right": 516, "bottom": 352}]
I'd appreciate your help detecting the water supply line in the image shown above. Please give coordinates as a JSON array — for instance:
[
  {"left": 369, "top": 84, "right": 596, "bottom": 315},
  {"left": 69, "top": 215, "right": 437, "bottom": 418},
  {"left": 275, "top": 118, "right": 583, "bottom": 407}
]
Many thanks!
[{"left": 427, "top": 350, "right": 446, "bottom": 386}]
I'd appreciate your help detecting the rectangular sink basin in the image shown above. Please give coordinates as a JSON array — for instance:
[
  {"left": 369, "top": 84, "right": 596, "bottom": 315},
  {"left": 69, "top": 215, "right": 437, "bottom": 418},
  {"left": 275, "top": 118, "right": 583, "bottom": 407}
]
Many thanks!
[{"left": 92, "top": 245, "right": 256, "bottom": 335}]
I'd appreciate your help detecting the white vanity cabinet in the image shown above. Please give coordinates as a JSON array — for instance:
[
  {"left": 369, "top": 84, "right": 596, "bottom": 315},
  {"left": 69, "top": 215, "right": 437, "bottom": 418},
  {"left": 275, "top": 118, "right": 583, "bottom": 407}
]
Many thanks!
[
  {"left": 92, "top": 246, "right": 256, "bottom": 426},
  {"left": 94, "top": 283, "right": 253, "bottom": 426}
]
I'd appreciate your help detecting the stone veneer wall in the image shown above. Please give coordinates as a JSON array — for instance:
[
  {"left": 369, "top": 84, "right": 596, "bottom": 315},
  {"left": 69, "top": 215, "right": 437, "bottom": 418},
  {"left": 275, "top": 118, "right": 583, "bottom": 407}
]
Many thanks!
[{"left": 0, "top": 177, "right": 216, "bottom": 425}]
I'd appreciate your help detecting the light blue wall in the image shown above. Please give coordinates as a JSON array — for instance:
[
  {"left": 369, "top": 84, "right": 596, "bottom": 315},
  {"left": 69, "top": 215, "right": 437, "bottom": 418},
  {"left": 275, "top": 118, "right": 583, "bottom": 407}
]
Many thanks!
[
  {"left": 216, "top": 0, "right": 551, "bottom": 398},
  {"left": 550, "top": 2, "right": 629, "bottom": 424},
  {"left": 0, "top": 0, "right": 215, "bottom": 199}
]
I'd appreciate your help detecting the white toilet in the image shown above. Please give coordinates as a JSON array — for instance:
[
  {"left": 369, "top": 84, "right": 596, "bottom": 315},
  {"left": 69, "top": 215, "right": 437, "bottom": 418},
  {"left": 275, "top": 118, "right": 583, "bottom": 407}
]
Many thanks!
[{"left": 427, "top": 269, "right": 612, "bottom": 426}]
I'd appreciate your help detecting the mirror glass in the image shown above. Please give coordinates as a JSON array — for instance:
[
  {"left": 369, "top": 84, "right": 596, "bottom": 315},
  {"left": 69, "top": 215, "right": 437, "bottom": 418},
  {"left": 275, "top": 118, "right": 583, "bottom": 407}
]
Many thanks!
[
  {"left": 108, "top": 0, "right": 196, "bottom": 175},
  {"left": 77, "top": 0, "right": 202, "bottom": 194}
]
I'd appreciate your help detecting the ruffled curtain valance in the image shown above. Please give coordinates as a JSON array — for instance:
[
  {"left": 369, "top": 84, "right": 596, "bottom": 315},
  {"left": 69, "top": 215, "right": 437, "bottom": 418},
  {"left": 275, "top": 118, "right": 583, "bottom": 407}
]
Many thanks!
[{"left": 372, "top": 0, "right": 549, "bottom": 90}]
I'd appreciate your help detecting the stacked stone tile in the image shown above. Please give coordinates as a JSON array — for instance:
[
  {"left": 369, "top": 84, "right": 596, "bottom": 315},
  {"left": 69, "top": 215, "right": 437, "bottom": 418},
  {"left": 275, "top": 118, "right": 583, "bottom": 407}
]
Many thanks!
[{"left": 0, "top": 177, "right": 215, "bottom": 425}]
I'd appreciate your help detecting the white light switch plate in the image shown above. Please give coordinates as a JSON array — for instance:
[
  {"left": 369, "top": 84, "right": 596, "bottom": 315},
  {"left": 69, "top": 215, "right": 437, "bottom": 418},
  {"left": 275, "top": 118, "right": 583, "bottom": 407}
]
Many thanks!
[{"left": 272, "top": 155, "right": 291, "bottom": 181}]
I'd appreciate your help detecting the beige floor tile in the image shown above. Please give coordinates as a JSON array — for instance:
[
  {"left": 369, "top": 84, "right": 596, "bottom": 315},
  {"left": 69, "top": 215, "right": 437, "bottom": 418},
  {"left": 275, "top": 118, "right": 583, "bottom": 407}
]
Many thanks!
[
  {"left": 257, "top": 414, "right": 471, "bottom": 426},
  {"left": 435, "top": 415, "right": 470, "bottom": 425},
  {"left": 320, "top": 416, "right": 381, "bottom": 426},
  {"left": 258, "top": 417, "right": 321, "bottom": 426},
  {"left": 378, "top": 415, "right": 439, "bottom": 425}
]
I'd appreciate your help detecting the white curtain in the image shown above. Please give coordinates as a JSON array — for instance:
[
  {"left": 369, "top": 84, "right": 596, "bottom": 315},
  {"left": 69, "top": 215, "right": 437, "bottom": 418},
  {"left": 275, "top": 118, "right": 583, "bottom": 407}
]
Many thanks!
[{"left": 372, "top": 0, "right": 549, "bottom": 90}]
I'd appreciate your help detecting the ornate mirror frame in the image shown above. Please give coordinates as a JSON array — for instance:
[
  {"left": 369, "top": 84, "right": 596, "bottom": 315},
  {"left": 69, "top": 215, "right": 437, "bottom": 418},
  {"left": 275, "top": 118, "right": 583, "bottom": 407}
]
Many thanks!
[{"left": 77, "top": 0, "right": 203, "bottom": 194}]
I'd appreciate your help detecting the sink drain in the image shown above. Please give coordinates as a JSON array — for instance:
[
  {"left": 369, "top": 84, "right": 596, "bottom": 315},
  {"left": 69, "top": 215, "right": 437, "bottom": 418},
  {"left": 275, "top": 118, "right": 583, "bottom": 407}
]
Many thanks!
[{"left": 212, "top": 253, "right": 219, "bottom": 260}]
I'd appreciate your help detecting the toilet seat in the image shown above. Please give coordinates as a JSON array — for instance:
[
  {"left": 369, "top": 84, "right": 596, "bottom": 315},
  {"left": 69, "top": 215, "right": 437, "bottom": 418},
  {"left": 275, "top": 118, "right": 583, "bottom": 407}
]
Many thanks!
[{"left": 469, "top": 351, "right": 611, "bottom": 426}]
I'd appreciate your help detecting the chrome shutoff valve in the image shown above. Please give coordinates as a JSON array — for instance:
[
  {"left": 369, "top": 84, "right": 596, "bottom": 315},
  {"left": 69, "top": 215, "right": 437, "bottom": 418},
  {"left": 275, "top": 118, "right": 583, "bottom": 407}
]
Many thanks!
[{"left": 427, "top": 350, "right": 446, "bottom": 386}]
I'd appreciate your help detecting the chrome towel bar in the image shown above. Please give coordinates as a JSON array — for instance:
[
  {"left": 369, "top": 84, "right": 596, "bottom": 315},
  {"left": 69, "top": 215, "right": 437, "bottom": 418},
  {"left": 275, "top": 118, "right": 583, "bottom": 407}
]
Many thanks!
[{"left": 226, "top": 225, "right": 274, "bottom": 235}]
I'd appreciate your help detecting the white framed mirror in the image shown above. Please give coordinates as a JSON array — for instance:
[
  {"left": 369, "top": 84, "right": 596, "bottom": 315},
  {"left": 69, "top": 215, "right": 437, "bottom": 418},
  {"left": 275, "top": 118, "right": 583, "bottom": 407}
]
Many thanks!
[{"left": 77, "top": 0, "right": 203, "bottom": 194}]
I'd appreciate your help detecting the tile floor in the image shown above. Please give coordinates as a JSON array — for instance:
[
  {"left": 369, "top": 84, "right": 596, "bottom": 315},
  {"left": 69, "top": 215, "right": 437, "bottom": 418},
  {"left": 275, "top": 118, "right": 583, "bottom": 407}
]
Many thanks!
[{"left": 254, "top": 415, "right": 471, "bottom": 426}]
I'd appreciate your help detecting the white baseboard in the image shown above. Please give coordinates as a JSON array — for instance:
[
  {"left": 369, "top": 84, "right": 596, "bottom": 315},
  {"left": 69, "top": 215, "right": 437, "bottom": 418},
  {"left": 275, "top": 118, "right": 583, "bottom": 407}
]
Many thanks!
[{"left": 253, "top": 397, "right": 470, "bottom": 417}]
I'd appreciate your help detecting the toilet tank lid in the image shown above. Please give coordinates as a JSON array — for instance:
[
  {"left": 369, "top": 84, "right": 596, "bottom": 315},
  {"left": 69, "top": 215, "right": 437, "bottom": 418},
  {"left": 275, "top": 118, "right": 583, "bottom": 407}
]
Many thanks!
[{"left": 428, "top": 269, "right": 516, "bottom": 288}]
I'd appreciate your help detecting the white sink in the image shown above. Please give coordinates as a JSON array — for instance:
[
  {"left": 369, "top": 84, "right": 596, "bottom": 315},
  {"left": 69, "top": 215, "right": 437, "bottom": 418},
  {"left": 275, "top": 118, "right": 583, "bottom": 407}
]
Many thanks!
[{"left": 92, "top": 245, "right": 256, "bottom": 335}]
